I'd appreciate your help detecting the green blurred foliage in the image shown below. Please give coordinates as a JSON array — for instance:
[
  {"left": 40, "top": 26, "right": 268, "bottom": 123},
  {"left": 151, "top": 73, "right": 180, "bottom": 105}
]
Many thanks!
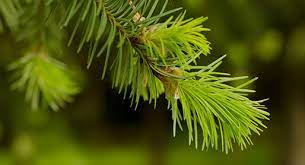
[
  {"left": 255, "top": 30, "right": 283, "bottom": 62},
  {"left": 286, "top": 26, "right": 305, "bottom": 63}
]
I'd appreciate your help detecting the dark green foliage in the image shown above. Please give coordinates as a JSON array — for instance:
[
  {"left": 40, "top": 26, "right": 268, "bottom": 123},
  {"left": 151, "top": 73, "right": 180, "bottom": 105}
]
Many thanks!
[{"left": 0, "top": 0, "right": 21, "bottom": 32}]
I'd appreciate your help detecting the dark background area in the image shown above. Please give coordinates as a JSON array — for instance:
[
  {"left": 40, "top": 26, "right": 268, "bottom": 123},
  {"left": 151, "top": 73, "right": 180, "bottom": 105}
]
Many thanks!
[{"left": 1, "top": 0, "right": 305, "bottom": 164}]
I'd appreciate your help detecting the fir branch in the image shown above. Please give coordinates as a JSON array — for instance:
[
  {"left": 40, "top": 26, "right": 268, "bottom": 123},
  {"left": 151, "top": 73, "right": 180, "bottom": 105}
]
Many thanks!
[
  {"left": 55, "top": 0, "right": 270, "bottom": 152},
  {"left": 8, "top": 49, "right": 81, "bottom": 111},
  {"left": 163, "top": 57, "right": 269, "bottom": 153},
  {"left": 0, "top": 0, "right": 271, "bottom": 152},
  {"left": 56, "top": 0, "right": 175, "bottom": 107},
  {"left": 1, "top": 0, "right": 83, "bottom": 111}
]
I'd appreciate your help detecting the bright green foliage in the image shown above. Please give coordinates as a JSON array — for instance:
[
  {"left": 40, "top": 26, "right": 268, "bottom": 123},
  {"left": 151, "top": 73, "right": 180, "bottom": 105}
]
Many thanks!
[
  {"left": 56, "top": 0, "right": 180, "bottom": 77},
  {"left": 110, "top": 41, "right": 165, "bottom": 109},
  {"left": 0, "top": 0, "right": 270, "bottom": 152},
  {"left": 139, "top": 13, "right": 211, "bottom": 66},
  {"left": 167, "top": 56, "right": 269, "bottom": 152},
  {"left": 9, "top": 51, "right": 81, "bottom": 111}
]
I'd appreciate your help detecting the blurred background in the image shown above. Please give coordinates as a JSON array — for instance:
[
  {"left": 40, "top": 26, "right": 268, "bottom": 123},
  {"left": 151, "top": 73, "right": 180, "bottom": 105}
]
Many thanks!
[{"left": 0, "top": 0, "right": 305, "bottom": 164}]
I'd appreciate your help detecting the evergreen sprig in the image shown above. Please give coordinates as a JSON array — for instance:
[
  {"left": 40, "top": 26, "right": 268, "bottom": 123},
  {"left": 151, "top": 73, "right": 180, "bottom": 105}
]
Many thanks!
[
  {"left": 138, "top": 12, "right": 211, "bottom": 66},
  {"left": 165, "top": 56, "right": 269, "bottom": 153},
  {"left": 0, "top": 0, "right": 270, "bottom": 152}
]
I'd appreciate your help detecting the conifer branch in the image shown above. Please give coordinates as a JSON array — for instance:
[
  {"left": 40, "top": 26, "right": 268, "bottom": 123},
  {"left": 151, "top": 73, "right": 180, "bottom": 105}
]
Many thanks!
[
  {"left": 8, "top": 49, "right": 81, "bottom": 111},
  {"left": 163, "top": 56, "right": 269, "bottom": 153},
  {"left": 49, "top": 0, "right": 270, "bottom": 152},
  {"left": 0, "top": 0, "right": 270, "bottom": 152},
  {"left": 3, "top": 0, "right": 83, "bottom": 111}
]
